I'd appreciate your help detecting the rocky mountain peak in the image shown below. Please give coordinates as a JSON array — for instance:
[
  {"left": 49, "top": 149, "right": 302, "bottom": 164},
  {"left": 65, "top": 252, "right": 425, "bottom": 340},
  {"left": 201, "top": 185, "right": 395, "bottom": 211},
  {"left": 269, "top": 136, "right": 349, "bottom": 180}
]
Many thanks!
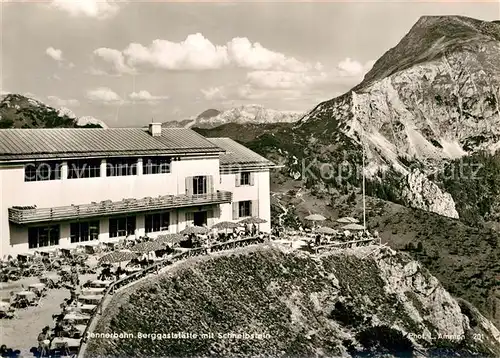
[
  {"left": 275, "top": 16, "right": 500, "bottom": 219},
  {"left": 0, "top": 93, "right": 106, "bottom": 128},
  {"left": 357, "top": 15, "right": 500, "bottom": 90}
]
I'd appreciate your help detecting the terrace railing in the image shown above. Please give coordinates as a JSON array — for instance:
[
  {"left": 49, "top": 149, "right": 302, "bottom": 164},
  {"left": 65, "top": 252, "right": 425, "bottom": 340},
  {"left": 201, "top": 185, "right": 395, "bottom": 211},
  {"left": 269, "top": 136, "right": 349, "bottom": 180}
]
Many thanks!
[
  {"left": 9, "top": 191, "right": 232, "bottom": 224},
  {"left": 314, "top": 238, "right": 375, "bottom": 254}
]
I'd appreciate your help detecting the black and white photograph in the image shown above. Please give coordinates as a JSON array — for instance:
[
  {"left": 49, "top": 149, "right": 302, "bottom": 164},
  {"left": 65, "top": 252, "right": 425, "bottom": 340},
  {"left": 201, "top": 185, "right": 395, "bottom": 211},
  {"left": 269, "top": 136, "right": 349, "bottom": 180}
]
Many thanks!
[{"left": 0, "top": 0, "right": 499, "bottom": 356}]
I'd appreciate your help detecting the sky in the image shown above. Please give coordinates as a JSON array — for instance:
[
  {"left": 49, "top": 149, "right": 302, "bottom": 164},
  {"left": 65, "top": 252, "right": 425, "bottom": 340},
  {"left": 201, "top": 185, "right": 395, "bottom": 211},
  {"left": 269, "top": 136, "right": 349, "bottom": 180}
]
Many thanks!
[{"left": 1, "top": 0, "right": 499, "bottom": 128}]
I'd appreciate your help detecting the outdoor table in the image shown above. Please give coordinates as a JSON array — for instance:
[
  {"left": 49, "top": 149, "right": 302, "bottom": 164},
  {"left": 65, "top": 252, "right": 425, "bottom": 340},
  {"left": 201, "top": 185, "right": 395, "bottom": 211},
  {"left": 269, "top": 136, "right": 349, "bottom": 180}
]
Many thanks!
[
  {"left": 74, "top": 324, "right": 87, "bottom": 335},
  {"left": 63, "top": 312, "right": 90, "bottom": 325},
  {"left": 82, "top": 287, "right": 105, "bottom": 295},
  {"left": 78, "top": 295, "right": 103, "bottom": 305},
  {"left": 79, "top": 304, "right": 97, "bottom": 314},
  {"left": 50, "top": 337, "right": 81, "bottom": 350},
  {"left": 0, "top": 301, "right": 10, "bottom": 312},
  {"left": 16, "top": 290, "right": 36, "bottom": 298},
  {"left": 28, "top": 283, "right": 46, "bottom": 293},
  {"left": 90, "top": 280, "right": 112, "bottom": 288}
]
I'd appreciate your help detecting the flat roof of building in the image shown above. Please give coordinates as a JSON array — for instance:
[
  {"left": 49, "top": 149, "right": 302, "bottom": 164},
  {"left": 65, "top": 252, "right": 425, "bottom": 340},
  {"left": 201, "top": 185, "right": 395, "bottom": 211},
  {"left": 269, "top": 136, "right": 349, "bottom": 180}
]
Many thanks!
[
  {"left": 206, "top": 137, "right": 275, "bottom": 169},
  {"left": 0, "top": 128, "right": 224, "bottom": 161}
]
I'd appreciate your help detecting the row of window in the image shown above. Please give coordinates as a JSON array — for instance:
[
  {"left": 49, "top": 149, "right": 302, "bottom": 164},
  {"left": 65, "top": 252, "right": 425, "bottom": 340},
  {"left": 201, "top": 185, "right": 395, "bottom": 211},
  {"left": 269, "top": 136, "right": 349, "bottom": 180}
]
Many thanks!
[
  {"left": 28, "top": 213, "right": 171, "bottom": 248},
  {"left": 26, "top": 200, "right": 256, "bottom": 249},
  {"left": 25, "top": 157, "right": 172, "bottom": 182}
]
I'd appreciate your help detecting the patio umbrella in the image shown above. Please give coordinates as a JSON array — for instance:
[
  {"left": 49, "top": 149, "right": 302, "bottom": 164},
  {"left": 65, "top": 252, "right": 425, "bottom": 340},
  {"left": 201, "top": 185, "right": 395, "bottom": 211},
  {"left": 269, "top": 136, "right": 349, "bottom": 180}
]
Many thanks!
[
  {"left": 305, "top": 214, "right": 326, "bottom": 221},
  {"left": 211, "top": 221, "right": 240, "bottom": 235},
  {"left": 212, "top": 221, "right": 240, "bottom": 230},
  {"left": 238, "top": 217, "right": 267, "bottom": 225},
  {"left": 157, "top": 233, "right": 184, "bottom": 246},
  {"left": 239, "top": 217, "right": 267, "bottom": 234},
  {"left": 130, "top": 241, "right": 166, "bottom": 254},
  {"left": 180, "top": 226, "right": 209, "bottom": 235},
  {"left": 98, "top": 250, "right": 138, "bottom": 265},
  {"left": 336, "top": 217, "right": 359, "bottom": 224},
  {"left": 341, "top": 223, "right": 365, "bottom": 231},
  {"left": 316, "top": 226, "right": 336, "bottom": 235}
]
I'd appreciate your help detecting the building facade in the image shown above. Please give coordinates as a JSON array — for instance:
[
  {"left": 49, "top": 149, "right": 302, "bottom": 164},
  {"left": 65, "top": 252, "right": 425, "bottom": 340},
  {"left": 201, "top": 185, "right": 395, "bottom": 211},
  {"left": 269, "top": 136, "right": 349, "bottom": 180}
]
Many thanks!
[{"left": 0, "top": 125, "right": 275, "bottom": 256}]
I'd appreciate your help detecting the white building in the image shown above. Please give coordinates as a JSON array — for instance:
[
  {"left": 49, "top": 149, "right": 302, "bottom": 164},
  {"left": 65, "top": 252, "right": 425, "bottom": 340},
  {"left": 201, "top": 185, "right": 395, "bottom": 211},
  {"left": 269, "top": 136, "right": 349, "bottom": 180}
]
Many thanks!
[{"left": 0, "top": 124, "right": 275, "bottom": 256}]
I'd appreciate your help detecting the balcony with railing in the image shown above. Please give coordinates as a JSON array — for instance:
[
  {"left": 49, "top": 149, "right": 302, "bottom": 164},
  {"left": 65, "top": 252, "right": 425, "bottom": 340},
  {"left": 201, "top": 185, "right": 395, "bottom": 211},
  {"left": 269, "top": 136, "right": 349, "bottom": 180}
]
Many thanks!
[{"left": 8, "top": 191, "right": 232, "bottom": 224}]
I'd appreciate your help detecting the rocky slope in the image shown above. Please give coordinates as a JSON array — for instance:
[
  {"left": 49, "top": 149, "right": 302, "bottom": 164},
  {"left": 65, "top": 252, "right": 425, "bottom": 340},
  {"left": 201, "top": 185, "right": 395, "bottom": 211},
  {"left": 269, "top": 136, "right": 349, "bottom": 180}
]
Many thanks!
[
  {"left": 87, "top": 245, "right": 500, "bottom": 357},
  {"left": 0, "top": 94, "right": 107, "bottom": 128},
  {"left": 166, "top": 104, "right": 303, "bottom": 129},
  {"left": 247, "top": 16, "right": 500, "bottom": 219},
  {"left": 269, "top": 181, "right": 500, "bottom": 330}
]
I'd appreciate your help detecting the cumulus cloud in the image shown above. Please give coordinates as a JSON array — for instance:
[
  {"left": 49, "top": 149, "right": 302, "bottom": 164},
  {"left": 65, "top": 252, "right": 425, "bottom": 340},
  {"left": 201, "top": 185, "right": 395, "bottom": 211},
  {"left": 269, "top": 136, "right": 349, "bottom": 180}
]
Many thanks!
[
  {"left": 227, "top": 37, "right": 320, "bottom": 72},
  {"left": 92, "top": 33, "right": 320, "bottom": 74},
  {"left": 93, "top": 48, "right": 134, "bottom": 74},
  {"left": 337, "top": 58, "right": 375, "bottom": 77},
  {"left": 201, "top": 87, "right": 227, "bottom": 100},
  {"left": 86, "top": 87, "right": 122, "bottom": 103},
  {"left": 246, "top": 70, "right": 328, "bottom": 90},
  {"left": 50, "top": 0, "right": 119, "bottom": 19},
  {"left": 123, "top": 34, "right": 229, "bottom": 71},
  {"left": 128, "top": 90, "right": 169, "bottom": 102},
  {"left": 47, "top": 95, "right": 80, "bottom": 107},
  {"left": 46, "top": 47, "right": 63, "bottom": 62},
  {"left": 236, "top": 84, "right": 303, "bottom": 101}
]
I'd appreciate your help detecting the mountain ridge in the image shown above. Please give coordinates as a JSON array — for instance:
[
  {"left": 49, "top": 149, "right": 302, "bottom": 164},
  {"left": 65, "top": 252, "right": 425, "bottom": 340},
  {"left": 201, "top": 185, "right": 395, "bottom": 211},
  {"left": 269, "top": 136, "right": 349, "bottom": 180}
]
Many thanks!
[
  {"left": 165, "top": 104, "right": 304, "bottom": 129},
  {"left": 249, "top": 15, "right": 500, "bottom": 219},
  {"left": 0, "top": 94, "right": 107, "bottom": 129}
]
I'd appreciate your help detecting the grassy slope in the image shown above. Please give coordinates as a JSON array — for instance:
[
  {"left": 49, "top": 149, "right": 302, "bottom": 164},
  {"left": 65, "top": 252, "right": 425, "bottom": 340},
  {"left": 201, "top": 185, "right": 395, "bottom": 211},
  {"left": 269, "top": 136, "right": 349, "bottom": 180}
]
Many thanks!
[{"left": 86, "top": 246, "right": 499, "bottom": 357}]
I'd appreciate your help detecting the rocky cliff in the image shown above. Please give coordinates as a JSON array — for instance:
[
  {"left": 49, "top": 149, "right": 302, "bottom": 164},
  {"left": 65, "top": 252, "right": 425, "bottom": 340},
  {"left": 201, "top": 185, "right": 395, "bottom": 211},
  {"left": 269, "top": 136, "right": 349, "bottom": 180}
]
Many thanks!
[
  {"left": 86, "top": 245, "right": 500, "bottom": 357},
  {"left": 401, "top": 169, "right": 459, "bottom": 218}
]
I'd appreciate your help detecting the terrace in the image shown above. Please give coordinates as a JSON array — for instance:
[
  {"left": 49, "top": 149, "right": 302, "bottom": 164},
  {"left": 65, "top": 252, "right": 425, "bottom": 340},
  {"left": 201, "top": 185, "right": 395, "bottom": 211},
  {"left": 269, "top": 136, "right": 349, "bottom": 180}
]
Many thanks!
[{"left": 8, "top": 191, "right": 232, "bottom": 224}]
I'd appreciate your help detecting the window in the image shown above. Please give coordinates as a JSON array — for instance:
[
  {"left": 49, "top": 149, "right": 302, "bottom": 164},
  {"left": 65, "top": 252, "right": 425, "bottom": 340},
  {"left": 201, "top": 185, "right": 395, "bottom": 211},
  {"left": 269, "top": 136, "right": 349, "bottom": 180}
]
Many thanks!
[
  {"left": 24, "top": 161, "right": 62, "bottom": 182},
  {"left": 240, "top": 172, "right": 250, "bottom": 185},
  {"left": 143, "top": 157, "right": 171, "bottom": 175},
  {"left": 28, "top": 225, "right": 60, "bottom": 249},
  {"left": 70, "top": 221, "right": 99, "bottom": 243},
  {"left": 109, "top": 216, "right": 136, "bottom": 238},
  {"left": 193, "top": 176, "right": 207, "bottom": 195},
  {"left": 145, "top": 212, "right": 170, "bottom": 233},
  {"left": 106, "top": 158, "right": 137, "bottom": 177},
  {"left": 67, "top": 159, "right": 101, "bottom": 179},
  {"left": 239, "top": 201, "right": 252, "bottom": 218}
]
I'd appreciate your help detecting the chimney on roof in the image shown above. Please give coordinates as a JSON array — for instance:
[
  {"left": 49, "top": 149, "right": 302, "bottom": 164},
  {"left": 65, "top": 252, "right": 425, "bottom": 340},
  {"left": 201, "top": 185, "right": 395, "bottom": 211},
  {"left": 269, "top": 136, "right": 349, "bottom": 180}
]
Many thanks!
[{"left": 148, "top": 122, "right": 162, "bottom": 137}]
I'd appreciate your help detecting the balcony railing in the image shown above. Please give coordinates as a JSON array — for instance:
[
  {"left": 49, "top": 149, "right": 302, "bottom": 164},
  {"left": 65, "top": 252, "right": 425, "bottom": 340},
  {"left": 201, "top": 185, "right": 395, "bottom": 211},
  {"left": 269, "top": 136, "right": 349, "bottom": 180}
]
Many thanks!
[{"left": 8, "top": 191, "right": 232, "bottom": 224}]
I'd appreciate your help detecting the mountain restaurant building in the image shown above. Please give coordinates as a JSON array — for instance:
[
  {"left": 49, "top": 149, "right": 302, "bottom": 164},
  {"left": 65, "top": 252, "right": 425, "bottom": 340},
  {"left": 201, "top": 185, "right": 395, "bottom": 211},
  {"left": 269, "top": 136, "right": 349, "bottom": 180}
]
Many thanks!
[{"left": 0, "top": 124, "right": 275, "bottom": 256}]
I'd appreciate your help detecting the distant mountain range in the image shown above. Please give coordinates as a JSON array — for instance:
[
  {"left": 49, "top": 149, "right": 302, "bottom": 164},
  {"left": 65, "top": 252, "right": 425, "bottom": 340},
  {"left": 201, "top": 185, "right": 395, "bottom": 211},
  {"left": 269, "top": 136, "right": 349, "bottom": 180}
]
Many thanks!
[
  {"left": 0, "top": 94, "right": 107, "bottom": 129},
  {"left": 163, "top": 104, "right": 303, "bottom": 129}
]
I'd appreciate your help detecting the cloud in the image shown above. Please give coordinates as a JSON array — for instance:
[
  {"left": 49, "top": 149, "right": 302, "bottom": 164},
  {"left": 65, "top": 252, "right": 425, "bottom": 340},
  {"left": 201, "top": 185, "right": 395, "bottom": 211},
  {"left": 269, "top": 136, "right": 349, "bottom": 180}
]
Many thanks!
[
  {"left": 86, "top": 87, "right": 122, "bottom": 103},
  {"left": 236, "top": 84, "right": 303, "bottom": 101},
  {"left": 128, "top": 90, "right": 169, "bottom": 102},
  {"left": 47, "top": 95, "right": 80, "bottom": 107},
  {"left": 92, "top": 33, "right": 320, "bottom": 74},
  {"left": 46, "top": 47, "right": 63, "bottom": 61},
  {"left": 201, "top": 87, "right": 227, "bottom": 100},
  {"left": 337, "top": 58, "right": 375, "bottom": 77},
  {"left": 246, "top": 70, "right": 328, "bottom": 90},
  {"left": 93, "top": 48, "right": 134, "bottom": 74},
  {"left": 227, "top": 37, "right": 320, "bottom": 72},
  {"left": 123, "top": 33, "right": 229, "bottom": 71},
  {"left": 50, "top": 0, "right": 119, "bottom": 19}
]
